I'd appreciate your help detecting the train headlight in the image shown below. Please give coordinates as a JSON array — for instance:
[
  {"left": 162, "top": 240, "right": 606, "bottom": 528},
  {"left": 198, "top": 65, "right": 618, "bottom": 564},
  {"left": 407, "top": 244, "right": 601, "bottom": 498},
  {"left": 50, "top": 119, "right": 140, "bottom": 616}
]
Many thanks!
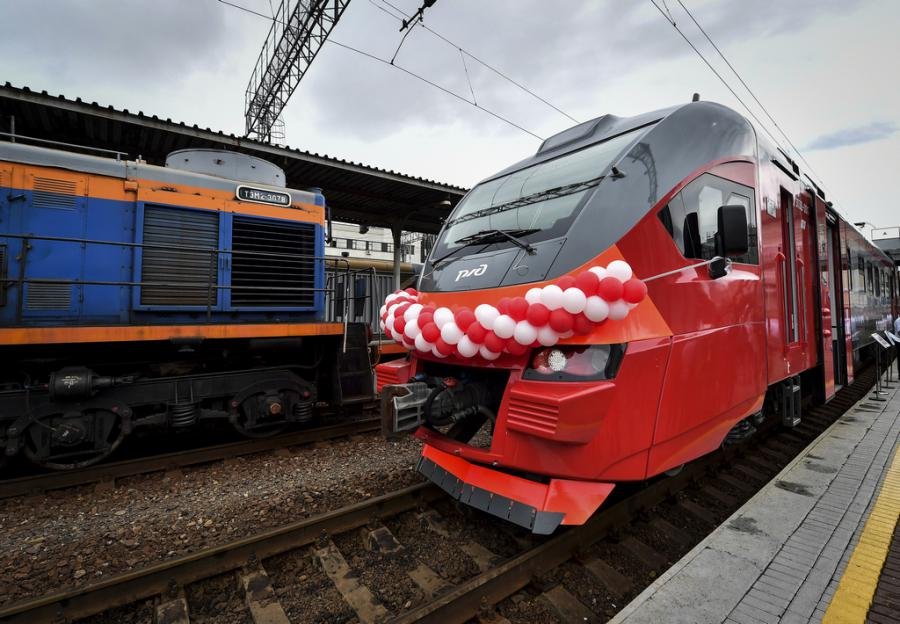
[{"left": 524, "top": 344, "right": 626, "bottom": 381}]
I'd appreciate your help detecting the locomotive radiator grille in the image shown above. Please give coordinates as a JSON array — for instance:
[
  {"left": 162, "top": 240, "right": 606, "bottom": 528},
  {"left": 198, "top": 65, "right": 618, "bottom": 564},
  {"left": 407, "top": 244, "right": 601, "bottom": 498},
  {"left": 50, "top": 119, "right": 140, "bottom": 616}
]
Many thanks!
[
  {"left": 230, "top": 216, "right": 316, "bottom": 308},
  {"left": 140, "top": 206, "right": 219, "bottom": 306}
]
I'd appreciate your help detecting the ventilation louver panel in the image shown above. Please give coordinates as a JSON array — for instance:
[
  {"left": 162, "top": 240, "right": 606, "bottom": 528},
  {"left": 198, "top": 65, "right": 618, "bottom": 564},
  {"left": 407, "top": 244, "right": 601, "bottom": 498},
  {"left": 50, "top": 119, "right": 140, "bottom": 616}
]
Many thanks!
[
  {"left": 140, "top": 206, "right": 219, "bottom": 306},
  {"left": 25, "top": 283, "right": 72, "bottom": 310},
  {"left": 32, "top": 177, "right": 78, "bottom": 209},
  {"left": 230, "top": 216, "right": 316, "bottom": 308}
]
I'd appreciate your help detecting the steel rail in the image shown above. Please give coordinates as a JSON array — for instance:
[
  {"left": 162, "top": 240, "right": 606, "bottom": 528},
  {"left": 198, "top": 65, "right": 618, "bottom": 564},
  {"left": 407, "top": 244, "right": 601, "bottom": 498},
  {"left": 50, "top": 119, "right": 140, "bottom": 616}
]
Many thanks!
[
  {"left": 0, "top": 417, "right": 380, "bottom": 500},
  {"left": 0, "top": 483, "right": 441, "bottom": 624}
]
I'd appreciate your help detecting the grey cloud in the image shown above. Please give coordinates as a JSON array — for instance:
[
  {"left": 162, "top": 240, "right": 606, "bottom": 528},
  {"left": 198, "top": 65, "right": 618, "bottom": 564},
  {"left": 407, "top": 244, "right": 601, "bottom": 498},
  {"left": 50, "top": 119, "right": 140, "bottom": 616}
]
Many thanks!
[
  {"left": 1, "top": 1, "right": 231, "bottom": 77},
  {"left": 805, "top": 121, "right": 899, "bottom": 151},
  {"left": 297, "top": 0, "right": 869, "bottom": 141}
]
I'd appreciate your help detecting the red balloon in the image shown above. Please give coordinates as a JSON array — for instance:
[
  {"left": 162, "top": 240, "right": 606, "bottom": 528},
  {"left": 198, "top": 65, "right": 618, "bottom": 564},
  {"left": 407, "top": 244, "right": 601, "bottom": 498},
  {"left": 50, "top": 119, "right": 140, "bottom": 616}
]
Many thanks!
[
  {"left": 404, "top": 287, "right": 418, "bottom": 295},
  {"left": 575, "top": 271, "right": 600, "bottom": 296},
  {"left": 394, "top": 302, "right": 410, "bottom": 318},
  {"left": 455, "top": 308, "right": 476, "bottom": 331},
  {"left": 417, "top": 312, "right": 434, "bottom": 329},
  {"left": 623, "top": 278, "right": 648, "bottom": 303},
  {"left": 496, "top": 297, "right": 511, "bottom": 314},
  {"left": 526, "top": 302, "right": 550, "bottom": 327},
  {"left": 421, "top": 322, "right": 441, "bottom": 343},
  {"left": 434, "top": 338, "right": 454, "bottom": 356},
  {"left": 401, "top": 334, "right": 415, "bottom": 346},
  {"left": 466, "top": 322, "right": 487, "bottom": 343},
  {"left": 420, "top": 305, "right": 436, "bottom": 316},
  {"left": 573, "top": 313, "right": 593, "bottom": 335},
  {"left": 556, "top": 275, "right": 576, "bottom": 290},
  {"left": 393, "top": 318, "right": 406, "bottom": 334},
  {"left": 549, "top": 308, "right": 574, "bottom": 333},
  {"left": 483, "top": 331, "right": 505, "bottom": 354},
  {"left": 598, "top": 276, "right": 624, "bottom": 301},
  {"left": 506, "top": 341, "right": 528, "bottom": 356},
  {"left": 508, "top": 297, "right": 529, "bottom": 321}
]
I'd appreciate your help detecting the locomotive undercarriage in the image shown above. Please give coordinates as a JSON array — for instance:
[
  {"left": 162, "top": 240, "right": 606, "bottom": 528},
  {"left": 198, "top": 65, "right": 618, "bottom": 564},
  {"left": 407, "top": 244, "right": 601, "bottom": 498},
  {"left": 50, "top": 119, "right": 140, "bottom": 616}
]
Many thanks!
[
  {"left": 0, "top": 338, "right": 335, "bottom": 470},
  {"left": 0, "top": 366, "right": 317, "bottom": 469}
]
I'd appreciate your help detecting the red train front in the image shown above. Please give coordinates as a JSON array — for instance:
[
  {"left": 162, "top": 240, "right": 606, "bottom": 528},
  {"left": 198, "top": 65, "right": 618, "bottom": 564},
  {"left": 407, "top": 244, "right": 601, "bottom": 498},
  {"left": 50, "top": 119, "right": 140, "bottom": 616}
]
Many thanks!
[{"left": 377, "top": 100, "right": 896, "bottom": 534}]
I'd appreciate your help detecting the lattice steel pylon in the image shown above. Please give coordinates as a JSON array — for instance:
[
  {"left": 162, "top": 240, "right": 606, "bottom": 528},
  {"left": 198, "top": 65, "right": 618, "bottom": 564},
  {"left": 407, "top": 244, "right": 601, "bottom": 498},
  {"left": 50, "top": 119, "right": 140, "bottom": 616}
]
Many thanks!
[{"left": 244, "top": 0, "right": 352, "bottom": 143}]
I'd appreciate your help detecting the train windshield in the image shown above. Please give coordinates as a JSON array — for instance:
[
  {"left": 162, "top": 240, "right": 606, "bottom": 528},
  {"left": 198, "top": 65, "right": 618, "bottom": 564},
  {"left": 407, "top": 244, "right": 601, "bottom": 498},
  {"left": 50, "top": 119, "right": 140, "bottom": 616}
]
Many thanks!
[{"left": 439, "top": 127, "right": 644, "bottom": 251}]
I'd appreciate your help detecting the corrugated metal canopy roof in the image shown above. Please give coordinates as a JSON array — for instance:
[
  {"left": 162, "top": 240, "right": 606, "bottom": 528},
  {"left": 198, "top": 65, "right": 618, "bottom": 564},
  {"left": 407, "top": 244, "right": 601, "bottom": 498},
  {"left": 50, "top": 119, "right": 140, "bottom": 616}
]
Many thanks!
[{"left": 0, "top": 83, "right": 466, "bottom": 233}]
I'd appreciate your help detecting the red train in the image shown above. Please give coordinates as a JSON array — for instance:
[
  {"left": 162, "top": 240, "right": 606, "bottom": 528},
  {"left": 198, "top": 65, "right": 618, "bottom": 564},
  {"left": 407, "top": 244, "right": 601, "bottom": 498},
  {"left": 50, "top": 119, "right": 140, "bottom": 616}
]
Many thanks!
[{"left": 377, "top": 100, "right": 897, "bottom": 534}]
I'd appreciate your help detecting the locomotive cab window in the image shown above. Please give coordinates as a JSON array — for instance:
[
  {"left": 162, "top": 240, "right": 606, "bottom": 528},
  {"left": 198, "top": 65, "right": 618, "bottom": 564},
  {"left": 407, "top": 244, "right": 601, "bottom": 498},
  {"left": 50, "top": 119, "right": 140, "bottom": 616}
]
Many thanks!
[{"left": 658, "top": 172, "right": 758, "bottom": 264}]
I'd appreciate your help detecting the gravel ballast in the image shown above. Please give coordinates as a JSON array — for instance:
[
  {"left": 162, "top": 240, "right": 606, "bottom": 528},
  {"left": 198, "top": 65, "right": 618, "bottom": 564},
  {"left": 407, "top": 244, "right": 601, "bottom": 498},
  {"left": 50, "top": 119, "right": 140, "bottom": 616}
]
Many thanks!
[{"left": 0, "top": 433, "right": 424, "bottom": 608}]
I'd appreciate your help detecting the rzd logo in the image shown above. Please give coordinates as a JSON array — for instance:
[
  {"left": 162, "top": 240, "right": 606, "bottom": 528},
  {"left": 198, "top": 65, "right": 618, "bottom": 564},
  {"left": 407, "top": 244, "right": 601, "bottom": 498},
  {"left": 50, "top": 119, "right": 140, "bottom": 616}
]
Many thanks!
[{"left": 455, "top": 264, "right": 487, "bottom": 282}]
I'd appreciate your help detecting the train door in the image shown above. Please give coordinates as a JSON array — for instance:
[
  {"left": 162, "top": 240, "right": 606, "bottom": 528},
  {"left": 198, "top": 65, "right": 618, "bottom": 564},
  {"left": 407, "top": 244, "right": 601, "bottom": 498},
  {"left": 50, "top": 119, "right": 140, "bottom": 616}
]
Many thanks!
[
  {"left": 815, "top": 198, "right": 841, "bottom": 398},
  {"left": 779, "top": 189, "right": 802, "bottom": 348},
  {"left": 17, "top": 170, "right": 87, "bottom": 322}
]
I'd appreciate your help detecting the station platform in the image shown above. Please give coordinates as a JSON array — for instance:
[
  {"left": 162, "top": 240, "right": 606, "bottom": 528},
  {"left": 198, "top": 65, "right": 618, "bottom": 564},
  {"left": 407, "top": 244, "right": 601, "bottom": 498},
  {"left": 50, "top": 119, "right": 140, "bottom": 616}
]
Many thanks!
[{"left": 611, "top": 374, "right": 900, "bottom": 624}]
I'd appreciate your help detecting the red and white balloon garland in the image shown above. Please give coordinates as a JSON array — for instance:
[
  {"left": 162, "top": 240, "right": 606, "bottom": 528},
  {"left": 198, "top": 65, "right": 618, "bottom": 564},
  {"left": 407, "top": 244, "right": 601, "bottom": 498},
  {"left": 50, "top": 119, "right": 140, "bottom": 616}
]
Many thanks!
[{"left": 379, "top": 260, "right": 647, "bottom": 360}]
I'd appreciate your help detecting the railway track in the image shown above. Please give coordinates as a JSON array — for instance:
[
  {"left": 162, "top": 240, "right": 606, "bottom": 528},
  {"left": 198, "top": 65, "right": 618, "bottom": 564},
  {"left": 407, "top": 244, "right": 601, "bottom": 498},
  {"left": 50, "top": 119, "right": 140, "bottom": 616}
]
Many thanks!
[
  {"left": 0, "top": 416, "right": 380, "bottom": 500},
  {"left": 0, "top": 369, "right": 876, "bottom": 624}
]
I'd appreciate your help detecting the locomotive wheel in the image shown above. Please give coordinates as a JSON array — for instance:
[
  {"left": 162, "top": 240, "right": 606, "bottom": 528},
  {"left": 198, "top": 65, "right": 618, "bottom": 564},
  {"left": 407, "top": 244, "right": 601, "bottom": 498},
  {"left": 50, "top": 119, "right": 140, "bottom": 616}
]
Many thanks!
[
  {"left": 232, "top": 390, "right": 297, "bottom": 438},
  {"left": 22, "top": 407, "right": 125, "bottom": 470}
]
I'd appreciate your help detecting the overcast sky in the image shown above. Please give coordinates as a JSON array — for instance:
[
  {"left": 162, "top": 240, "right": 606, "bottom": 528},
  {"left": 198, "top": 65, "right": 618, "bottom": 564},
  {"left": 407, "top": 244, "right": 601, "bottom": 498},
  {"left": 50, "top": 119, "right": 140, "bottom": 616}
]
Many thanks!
[{"left": 1, "top": 0, "right": 898, "bottom": 229}]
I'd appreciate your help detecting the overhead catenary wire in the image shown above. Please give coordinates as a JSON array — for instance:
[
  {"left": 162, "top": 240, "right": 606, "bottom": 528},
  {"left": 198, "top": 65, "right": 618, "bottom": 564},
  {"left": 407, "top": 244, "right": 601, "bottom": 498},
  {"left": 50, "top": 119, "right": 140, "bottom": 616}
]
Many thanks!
[
  {"left": 674, "top": 0, "right": 831, "bottom": 196},
  {"left": 371, "top": 0, "right": 580, "bottom": 124},
  {"left": 216, "top": 0, "right": 545, "bottom": 140},
  {"left": 647, "top": 0, "right": 784, "bottom": 151}
]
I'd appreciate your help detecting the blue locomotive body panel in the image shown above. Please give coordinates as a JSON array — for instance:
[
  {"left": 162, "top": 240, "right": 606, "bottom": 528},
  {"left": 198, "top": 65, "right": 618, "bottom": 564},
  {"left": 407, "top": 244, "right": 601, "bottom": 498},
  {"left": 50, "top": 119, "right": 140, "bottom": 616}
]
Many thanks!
[{"left": 0, "top": 160, "right": 327, "bottom": 329}]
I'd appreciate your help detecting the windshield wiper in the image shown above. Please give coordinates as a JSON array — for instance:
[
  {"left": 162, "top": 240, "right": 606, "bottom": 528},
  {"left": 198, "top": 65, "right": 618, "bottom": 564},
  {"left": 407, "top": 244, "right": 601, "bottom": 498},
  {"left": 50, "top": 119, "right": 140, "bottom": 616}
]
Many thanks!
[
  {"left": 445, "top": 175, "right": 604, "bottom": 228},
  {"left": 429, "top": 228, "right": 537, "bottom": 269},
  {"left": 454, "top": 228, "right": 538, "bottom": 254}
]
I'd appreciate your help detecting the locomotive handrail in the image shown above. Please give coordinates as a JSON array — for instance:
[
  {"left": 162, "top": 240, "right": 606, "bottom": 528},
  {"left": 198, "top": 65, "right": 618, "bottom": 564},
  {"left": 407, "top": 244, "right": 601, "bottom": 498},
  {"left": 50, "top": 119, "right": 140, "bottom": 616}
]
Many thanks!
[
  {"left": 0, "top": 131, "right": 129, "bottom": 161},
  {"left": 0, "top": 232, "right": 369, "bottom": 325}
]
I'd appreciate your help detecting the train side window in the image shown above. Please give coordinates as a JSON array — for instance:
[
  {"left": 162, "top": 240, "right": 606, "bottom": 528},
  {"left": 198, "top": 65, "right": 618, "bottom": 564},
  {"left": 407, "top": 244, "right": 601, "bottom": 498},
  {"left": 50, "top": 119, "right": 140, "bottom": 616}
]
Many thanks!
[{"left": 658, "top": 173, "right": 758, "bottom": 264}]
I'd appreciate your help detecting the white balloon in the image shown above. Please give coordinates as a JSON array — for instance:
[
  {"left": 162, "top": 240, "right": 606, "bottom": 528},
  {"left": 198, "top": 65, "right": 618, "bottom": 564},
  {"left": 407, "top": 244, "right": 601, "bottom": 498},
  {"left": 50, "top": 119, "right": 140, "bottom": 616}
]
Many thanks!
[
  {"left": 513, "top": 321, "right": 538, "bottom": 346},
  {"left": 607, "top": 260, "right": 633, "bottom": 282},
  {"left": 537, "top": 325, "right": 559, "bottom": 346},
  {"left": 562, "top": 287, "right": 588, "bottom": 314},
  {"left": 433, "top": 307, "right": 454, "bottom": 328},
  {"left": 524, "top": 287, "right": 543, "bottom": 304},
  {"left": 404, "top": 321, "right": 421, "bottom": 339},
  {"left": 379, "top": 304, "right": 387, "bottom": 317},
  {"left": 475, "top": 303, "right": 500, "bottom": 329},
  {"left": 384, "top": 316, "right": 395, "bottom": 333},
  {"left": 540, "top": 284, "right": 564, "bottom": 310},
  {"left": 414, "top": 333, "right": 433, "bottom": 352},
  {"left": 560, "top": 330, "right": 575, "bottom": 339},
  {"left": 403, "top": 303, "right": 423, "bottom": 322},
  {"left": 588, "top": 266, "right": 608, "bottom": 280},
  {"left": 608, "top": 300, "right": 630, "bottom": 320},
  {"left": 479, "top": 346, "right": 500, "bottom": 360},
  {"left": 584, "top": 296, "right": 610, "bottom": 322},
  {"left": 440, "top": 322, "right": 463, "bottom": 345},
  {"left": 385, "top": 293, "right": 397, "bottom": 305},
  {"left": 457, "top": 336, "right": 479, "bottom": 357},
  {"left": 390, "top": 327, "right": 403, "bottom": 342},
  {"left": 493, "top": 314, "right": 516, "bottom": 339}
]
